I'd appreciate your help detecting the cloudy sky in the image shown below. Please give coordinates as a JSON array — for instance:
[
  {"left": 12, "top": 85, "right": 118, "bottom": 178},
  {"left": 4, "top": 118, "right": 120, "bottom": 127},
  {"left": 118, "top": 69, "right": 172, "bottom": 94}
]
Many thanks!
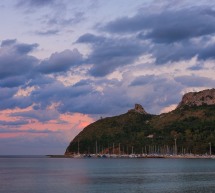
[{"left": 0, "top": 0, "right": 215, "bottom": 155}]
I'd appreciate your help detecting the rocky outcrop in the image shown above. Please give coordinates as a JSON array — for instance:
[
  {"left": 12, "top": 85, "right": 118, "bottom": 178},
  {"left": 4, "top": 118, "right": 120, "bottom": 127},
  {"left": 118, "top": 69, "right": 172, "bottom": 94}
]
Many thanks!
[
  {"left": 128, "top": 104, "right": 148, "bottom": 114},
  {"left": 177, "top": 88, "right": 215, "bottom": 108}
]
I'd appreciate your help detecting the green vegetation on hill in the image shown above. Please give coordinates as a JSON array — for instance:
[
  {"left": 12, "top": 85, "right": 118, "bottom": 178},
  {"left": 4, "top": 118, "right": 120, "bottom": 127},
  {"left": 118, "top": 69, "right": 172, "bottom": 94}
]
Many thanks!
[{"left": 65, "top": 105, "right": 215, "bottom": 155}]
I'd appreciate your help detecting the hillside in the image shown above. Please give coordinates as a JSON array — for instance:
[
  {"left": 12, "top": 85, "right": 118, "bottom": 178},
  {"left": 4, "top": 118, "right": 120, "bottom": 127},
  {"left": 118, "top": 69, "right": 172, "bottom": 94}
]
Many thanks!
[{"left": 65, "top": 89, "right": 215, "bottom": 155}]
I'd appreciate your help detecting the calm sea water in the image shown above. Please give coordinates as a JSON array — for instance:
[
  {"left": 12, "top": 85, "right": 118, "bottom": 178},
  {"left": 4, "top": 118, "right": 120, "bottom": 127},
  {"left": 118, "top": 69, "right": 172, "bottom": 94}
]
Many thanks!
[{"left": 0, "top": 156, "right": 215, "bottom": 193}]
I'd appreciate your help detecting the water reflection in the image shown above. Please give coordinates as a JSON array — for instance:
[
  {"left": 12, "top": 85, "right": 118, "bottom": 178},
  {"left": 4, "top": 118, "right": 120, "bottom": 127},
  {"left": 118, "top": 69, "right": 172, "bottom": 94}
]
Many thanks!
[{"left": 0, "top": 157, "right": 215, "bottom": 193}]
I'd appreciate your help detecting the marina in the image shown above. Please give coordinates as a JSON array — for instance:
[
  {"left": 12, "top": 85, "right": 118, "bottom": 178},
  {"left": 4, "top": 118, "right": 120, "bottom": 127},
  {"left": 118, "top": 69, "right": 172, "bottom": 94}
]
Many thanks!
[{"left": 48, "top": 153, "right": 215, "bottom": 159}]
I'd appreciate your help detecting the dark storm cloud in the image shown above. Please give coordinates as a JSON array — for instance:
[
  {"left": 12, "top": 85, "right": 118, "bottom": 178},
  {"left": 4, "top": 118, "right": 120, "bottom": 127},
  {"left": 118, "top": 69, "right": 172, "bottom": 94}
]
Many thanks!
[
  {"left": 0, "top": 87, "right": 18, "bottom": 100},
  {"left": 0, "top": 55, "right": 38, "bottom": 78},
  {"left": 56, "top": 87, "right": 132, "bottom": 115},
  {"left": 30, "top": 81, "right": 93, "bottom": 110},
  {"left": 152, "top": 41, "right": 215, "bottom": 64},
  {"left": 0, "top": 39, "right": 90, "bottom": 112},
  {"left": 72, "top": 6, "right": 215, "bottom": 71},
  {"left": 187, "top": 64, "right": 203, "bottom": 71},
  {"left": 129, "top": 74, "right": 184, "bottom": 112},
  {"left": 1, "top": 39, "right": 17, "bottom": 46},
  {"left": 25, "top": 77, "right": 130, "bottom": 115},
  {"left": 146, "top": 85, "right": 182, "bottom": 112},
  {"left": 15, "top": 43, "right": 39, "bottom": 54},
  {"left": 77, "top": 33, "right": 146, "bottom": 76},
  {"left": 94, "top": 6, "right": 215, "bottom": 65},
  {"left": 0, "top": 35, "right": 192, "bottom": 115},
  {"left": 35, "top": 29, "right": 60, "bottom": 36},
  {"left": 26, "top": 128, "right": 60, "bottom": 134},
  {"left": 77, "top": 33, "right": 105, "bottom": 44},
  {"left": 198, "top": 44, "right": 215, "bottom": 60},
  {"left": 0, "top": 120, "right": 29, "bottom": 126},
  {"left": 37, "top": 78, "right": 128, "bottom": 115},
  {"left": 11, "top": 110, "right": 59, "bottom": 122},
  {"left": 0, "top": 76, "right": 26, "bottom": 88},
  {"left": 175, "top": 75, "right": 215, "bottom": 87},
  {"left": 28, "top": 75, "right": 55, "bottom": 87},
  {"left": 130, "top": 75, "right": 155, "bottom": 86},
  {"left": 152, "top": 38, "right": 215, "bottom": 64},
  {"left": 37, "top": 49, "right": 83, "bottom": 74},
  {"left": 73, "top": 79, "right": 93, "bottom": 87},
  {"left": 0, "top": 96, "right": 32, "bottom": 110},
  {"left": 0, "top": 128, "right": 59, "bottom": 134},
  {"left": 1, "top": 39, "right": 38, "bottom": 53},
  {"left": 17, "top": 0, "right": 56, "bottom": 7},
  {"left": 0, "top": 40, "right": 38, "bottom": 79},
  {"left": 0, "top": 39, "right": 37, "bottom": 104},
  {"left": 47, "top": 12, "right": 85, "bottom": 26},
  {"left": 152, "top": 41, "right": 199, "bottom": 64},
  {"left": 103, "top": 7, "right": 215, "bottom": 44}
]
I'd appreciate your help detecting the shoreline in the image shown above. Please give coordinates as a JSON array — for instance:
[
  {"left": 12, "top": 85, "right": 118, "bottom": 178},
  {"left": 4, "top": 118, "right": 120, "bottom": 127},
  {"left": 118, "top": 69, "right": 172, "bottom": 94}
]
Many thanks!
[{"left": 47, "top": 154, "right": 215, "bottom": 159}]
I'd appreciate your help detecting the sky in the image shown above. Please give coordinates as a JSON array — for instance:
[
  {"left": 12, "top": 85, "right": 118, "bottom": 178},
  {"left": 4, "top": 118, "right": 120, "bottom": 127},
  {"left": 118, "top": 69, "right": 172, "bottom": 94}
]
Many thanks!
[{"left": 0, "top": 0, "right": 215, "bottom": 155}]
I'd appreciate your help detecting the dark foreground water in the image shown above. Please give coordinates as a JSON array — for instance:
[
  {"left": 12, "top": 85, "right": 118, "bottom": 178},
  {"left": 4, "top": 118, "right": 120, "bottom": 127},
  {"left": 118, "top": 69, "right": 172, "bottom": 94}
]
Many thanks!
[{"left": 0, "top": 157, "right": 215, "bottom": 193}]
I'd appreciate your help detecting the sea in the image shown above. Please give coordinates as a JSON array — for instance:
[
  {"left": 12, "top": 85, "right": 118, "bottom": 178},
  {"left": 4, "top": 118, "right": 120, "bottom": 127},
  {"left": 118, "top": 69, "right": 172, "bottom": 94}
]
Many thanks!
[{"left": 0, "top": 156, "right": 215, "bottom": 193}]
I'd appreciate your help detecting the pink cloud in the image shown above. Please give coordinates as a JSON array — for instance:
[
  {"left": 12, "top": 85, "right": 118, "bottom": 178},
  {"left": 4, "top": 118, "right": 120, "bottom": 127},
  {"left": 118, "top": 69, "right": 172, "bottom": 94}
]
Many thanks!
[
  {"left": 0, "top": 133, "right": 21, "bottom": 139},
  {"left": 0, "top": 106, "right": 95, "bottom": 155},
  {"left": 0, "top": 107, "right": 94, "bottom": 142}
]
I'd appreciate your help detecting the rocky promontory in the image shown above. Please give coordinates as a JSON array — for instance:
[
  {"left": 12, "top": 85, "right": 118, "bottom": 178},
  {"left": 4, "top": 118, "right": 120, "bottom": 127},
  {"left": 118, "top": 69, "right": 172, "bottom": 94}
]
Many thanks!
[
  {"left": 65, "top": 88, "right": 215, "bottom": 155},
  {"left": 177, "top": 89, "right": 215, "bottom": 109},
  {"left": 128, "top": 104, "right": 148, "bottom": 114}
]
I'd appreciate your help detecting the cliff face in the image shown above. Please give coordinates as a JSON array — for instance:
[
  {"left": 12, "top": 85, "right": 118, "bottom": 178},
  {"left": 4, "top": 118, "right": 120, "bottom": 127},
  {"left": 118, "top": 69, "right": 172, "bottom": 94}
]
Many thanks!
[{"left": 177, "top": 89, "right": 215, "bottom": 109}]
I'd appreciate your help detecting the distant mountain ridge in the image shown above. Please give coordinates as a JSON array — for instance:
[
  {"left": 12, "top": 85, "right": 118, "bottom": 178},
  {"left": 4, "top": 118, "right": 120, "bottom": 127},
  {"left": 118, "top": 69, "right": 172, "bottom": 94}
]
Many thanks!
[{"left": 65, "top": 88, "right": 215, "bottom": 155}]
